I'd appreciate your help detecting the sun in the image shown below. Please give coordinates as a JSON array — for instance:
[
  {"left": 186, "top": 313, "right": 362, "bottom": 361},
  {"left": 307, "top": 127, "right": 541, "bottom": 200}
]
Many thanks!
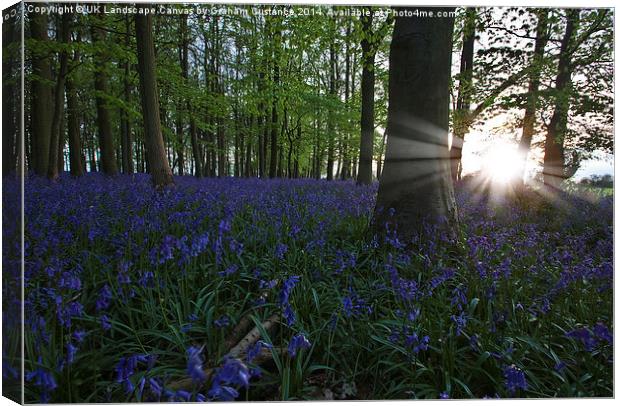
[{"left": 482, "top": 142, "right": 523, "bottom": 184}]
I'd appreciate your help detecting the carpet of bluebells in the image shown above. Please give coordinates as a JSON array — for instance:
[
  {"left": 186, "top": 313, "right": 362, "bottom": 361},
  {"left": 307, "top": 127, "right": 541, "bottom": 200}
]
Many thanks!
[{"left": 2, "top": 173, "right": 613, "bottom": 402}]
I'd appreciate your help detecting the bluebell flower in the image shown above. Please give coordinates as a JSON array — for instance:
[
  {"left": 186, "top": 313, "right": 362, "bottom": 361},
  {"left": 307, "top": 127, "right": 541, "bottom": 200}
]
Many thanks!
[
  {"left": 219, "top": 264, "right": 238, "bottom": 277},
  {"left": 283, "top": 304, "right": 297, "bottom": 326},
  {"left": 186, "top": 346, "right": 207, "bottom": 383},
  {"left": 96, "top": 285, "right": 113, "bottom": 311},
  {"left": 341, "top": 288, "right": 372, "bottom": 318},
  {"left": 275, "top": 243, "right": 288, "bottom": 259},
  {"left": 214, "top": 315, "right": 230, "bottom": 328},
  {"left": 100, "top": 314, "right": 112, "bottom": 331},
  {"left": 278, "top": 275, "right": 300, "bottom": 306},
  {"left": 566, "top": 327, "right": 597, "bottom": 351},
  {"left": 222, "top": 358, "right": 250, "bottom": 387},
  {"left": 59, "top": 272, "right": 82, "bottom": 290},
  {"left": 72, "top": 330, "right": 87, "bottom": 343},
  {"left": 287, "top": 334, "right": 311, "bottom": 358},
  {"left": 503, "top": 364, "right": 527, "bottom": 395},
  {"left": 451, "top": 312, "right": 468, "bottom": 336},
  {"left": 26, "top": 367, "right": 57, "bottom": 391},
  {"left": 247, "top": 340, "right": 272, "bottom": 363},
  {"left": 259, "top": 279, "right": 277, "bottom": 289},
  {"left": 175, "top": 390, "right": 191, "bottom": 401},
  {"left": 66, "top": 342, "right": 77, "bottom": 364},
  {"left": 208, "top": 383, "right": 239, "bottom": 401},
  {"left": 138, "top": 271, "right": 154, "bottom": 288},
  {"left": 593, "top": 322, "right": 613, "bottom": 344}
]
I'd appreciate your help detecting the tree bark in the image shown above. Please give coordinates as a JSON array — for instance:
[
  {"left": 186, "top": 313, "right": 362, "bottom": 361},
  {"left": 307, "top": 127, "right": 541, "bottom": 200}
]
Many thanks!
[
  {"left": 269, "top": 22, "right": 281, "bottom": 178},
  {"left": 91, "top": 17, "right": 118, "bottom": 175},
  {"left": 374, "top": 8, "right": 458, "bottom": 242},
  {"left": 135, "top": 9, "right": 174, "bottom": 188},
  {"left": 47, "top": 13, "right": 72, "bottom": 180},
  {"left": 30, "top": 12, "right": 53, "bottom": 176},
  {"left": 326, "top": 36, "right": 336, "bottom": 181},
  {"left": 66, "top": 70, "right": 84, "bottom": 177},
  {"left": 340, "top": 21, "right": 352, "bottom": 180},
  {"left": 542, "top": 10, "right": 579, "bottom": 188},
  {"left": 118, "top": 16, "right": 133, "bottom": 174},
  {"left": 357, "top": 8, "right": 376, "bottom": 185},
  {"left": 517, "top": 9, "right": 549, "bottom": 181},
  {"left": 450, "top": 7, "right": 476, "bottom": 182}
]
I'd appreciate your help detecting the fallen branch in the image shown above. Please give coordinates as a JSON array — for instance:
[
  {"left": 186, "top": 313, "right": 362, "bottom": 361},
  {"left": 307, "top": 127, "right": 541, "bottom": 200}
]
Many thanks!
[
  {"left": 228, "top": 314, "right": 280, "bottom": 359},
  {"left": 168, "top": 314, "right": 281, "bottom": 391},
  {"left": 223, "top": 313, "right": 253, "bottom": 351}
]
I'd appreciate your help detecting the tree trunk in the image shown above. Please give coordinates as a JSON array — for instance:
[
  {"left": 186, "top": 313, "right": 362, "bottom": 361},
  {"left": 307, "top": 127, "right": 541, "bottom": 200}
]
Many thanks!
[
  {"left": 340, "top": 21, "right": 352, "bottom": 180},
  {"left": 66, "top": 72, "right": 84, "bottom": 177},
  {"left": 58, "top": 113, "right": 65, "bottom": 173},
  {"left": 91, "top": 20, "right": 118, "bottom": 175},
  {"left": 135, "top": 9, "right": 174, "bottom": 188},
  {"left": 30, "top": 12, "right": 53, "bottom": 176},
  {"left": 542, "top": 10, "right": 579, "bottom": 188},
  {"left": 47, "top": 13, "right": 71, "bottom": 180},
  {"left": 326, "top": 37, "right": 336, "bottom": 181},
  {"left": 357, "top": 8, "right": 376, "bottom": 185},
  {"left": 269, "top": 24, "right": 281, "bottom": 178},
  {"left": 118, "top": 16, "right": 134, "bottom": 175},
  {"left": 244, "top": 115, "right": 253, "bottom": 177},
  {"left": 177, "top": 14, "right": 191, "bottom": 176},
  {"left": 374, "top": 8, "right": 458, "bottom": 242},
  {"left": 517, "top": 9, "right": 549, "bottom": 181},
  {"left": 450, "top": 7, "right": 476, "bottom": 182},
  {"left": 377, "top": 129, "right": 387, "bottom": 179}
]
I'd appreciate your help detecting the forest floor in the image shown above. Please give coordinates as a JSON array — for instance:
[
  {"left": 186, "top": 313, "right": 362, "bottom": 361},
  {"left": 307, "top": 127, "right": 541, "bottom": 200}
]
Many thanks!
[{"left": 2, "top": 174, "right": 613, "bottom": 402}]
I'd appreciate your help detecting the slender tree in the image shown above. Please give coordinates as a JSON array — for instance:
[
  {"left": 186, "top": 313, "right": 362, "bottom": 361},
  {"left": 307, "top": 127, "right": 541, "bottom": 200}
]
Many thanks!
[
  {"left": 120, "top": 15, "right": 134, "bottom": 175},
  {"left": 135, "top": 9, "right": 174, "bottom": 188},
  {"left": 516, "top": 9, "right": 549, "bottom": 181},
  {"left": 374, "top": 8, "right": 458, "bottom": 241},
  {"left": 47, "top": 12, "right": 72, "bottom": 180},
  {"left": 91, "top": 12, "right": 118, "bottom": 175},
  {"left": 326, "top": 35, "right": 336, "bottom": 180},
  {"left": 450, "top": 8, "right": 476, "bottom": 182},
  {"left": 29, "top": 11, "right": 53, "bottom": 176},
  {"left": 66, "top": 45, "right": 84, "bottom": 178},
  {"left": 542, "top": 10, "right": 579, "bottom": 188},
  {"left": 269, "top": 18, "right": 282, "bottom": 178},
  {"left": 357, "top": 8, "right": 376, "bottom": 185}
]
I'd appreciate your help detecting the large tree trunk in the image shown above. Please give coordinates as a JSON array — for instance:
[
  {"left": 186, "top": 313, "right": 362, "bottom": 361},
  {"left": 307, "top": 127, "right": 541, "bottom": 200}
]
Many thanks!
[
  {"left": 542, "top": 10, "right": 579, "bottom": 188},
  {"left": 374, "top": 8, "right": 458, "bottom": 242},
  {"left": 450, "top": 7, "right": 476, "bottom": 182},
  {"left": 357, "top": 8, "right": 376, "bottom": 185},
  {"left": 47, "top": 12, "right": 72, "bottom": 180},
  {"left": 135, "top": 9, "right": 174, "bottom": 188},
  {"left": 91, "top": 20, "right": 118, "bottom": 175},
  {"left": 29, "top": 12, "right": 53, "bottom": 176},
  {"left": 517, "top": 9, "right": 549, "bottom": 181}
]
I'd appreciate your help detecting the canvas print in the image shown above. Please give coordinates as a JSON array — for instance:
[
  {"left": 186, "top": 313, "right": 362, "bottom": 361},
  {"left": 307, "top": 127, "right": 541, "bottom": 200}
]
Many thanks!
[{"left": 1, "top": 1, "right": 614, "bottom": 403}]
